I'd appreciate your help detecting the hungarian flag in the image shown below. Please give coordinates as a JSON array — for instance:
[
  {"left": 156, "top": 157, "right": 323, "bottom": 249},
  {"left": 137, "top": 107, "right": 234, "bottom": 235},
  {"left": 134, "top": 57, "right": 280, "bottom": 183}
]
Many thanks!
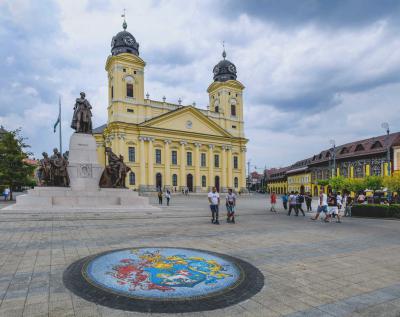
[{"left": 53, "top": 97, "right": 61, "bottom": 133}]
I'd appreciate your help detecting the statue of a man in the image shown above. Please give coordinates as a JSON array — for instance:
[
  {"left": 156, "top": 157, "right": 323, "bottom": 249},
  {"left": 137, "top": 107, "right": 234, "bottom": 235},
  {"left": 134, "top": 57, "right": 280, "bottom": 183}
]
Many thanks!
[
  {"left": 71, "top": 92, "right": 93, "bottom": 134},
  {"left": 38, "top": 152, "right": 52, "bottom": 186},
  {"left": 99, "top": 148, "right": 131, "bottom": 188},
  {"left": 51, "top": 152, "right": 69, "bottom": 187}
]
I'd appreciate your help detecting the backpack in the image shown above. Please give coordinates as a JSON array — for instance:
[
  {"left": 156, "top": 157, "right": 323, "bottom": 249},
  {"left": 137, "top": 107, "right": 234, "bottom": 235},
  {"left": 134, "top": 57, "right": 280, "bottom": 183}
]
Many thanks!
[{"left": 299, "top": 195, "right": 304, "bottom": 203}]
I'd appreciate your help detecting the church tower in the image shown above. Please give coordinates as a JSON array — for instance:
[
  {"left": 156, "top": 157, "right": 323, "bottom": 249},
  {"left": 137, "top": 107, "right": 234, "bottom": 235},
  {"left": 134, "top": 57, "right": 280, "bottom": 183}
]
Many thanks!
[
  {"left": 105, "top": 18, "right": 146, "bottom": 124},
  {"left": 207, "top": 48, "right": 245, "bottom": 138}
]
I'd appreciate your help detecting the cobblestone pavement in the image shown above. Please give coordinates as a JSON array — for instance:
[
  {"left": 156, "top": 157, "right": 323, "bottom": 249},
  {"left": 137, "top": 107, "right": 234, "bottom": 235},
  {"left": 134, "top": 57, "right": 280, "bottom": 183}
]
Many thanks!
[{"left": 0, "top": 194, "right": 399, "bottom": 317}]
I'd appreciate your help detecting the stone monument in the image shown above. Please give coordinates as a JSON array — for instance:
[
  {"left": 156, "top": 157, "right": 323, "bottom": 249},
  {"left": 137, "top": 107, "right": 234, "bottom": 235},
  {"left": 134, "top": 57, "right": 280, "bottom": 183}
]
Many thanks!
[{"left": 7, "top": 92, "right": 156, "bottom": 211}]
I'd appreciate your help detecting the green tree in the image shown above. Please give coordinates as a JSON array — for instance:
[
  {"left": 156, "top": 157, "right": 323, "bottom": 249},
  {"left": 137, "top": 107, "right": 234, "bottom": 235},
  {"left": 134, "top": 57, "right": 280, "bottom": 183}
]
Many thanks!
[
  {"left": 383, "top": 174, "right": 400, "bottom": 193},
  {"left": 316, "top": 179, "right": 329, "bottom": 186},
  {"left": 0, "top": 129, "right": 36, "bottom": 200},
  {"left": 363, "top": 175, "right": 383, "bottom": 191},
  {"left": 328, "top": 176, "right": 346, "bottom": 192}
]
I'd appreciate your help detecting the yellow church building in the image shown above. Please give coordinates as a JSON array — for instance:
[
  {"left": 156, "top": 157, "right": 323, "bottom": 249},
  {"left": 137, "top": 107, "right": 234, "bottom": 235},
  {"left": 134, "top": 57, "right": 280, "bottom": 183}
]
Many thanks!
[{"left": 93, "top": 20, "right": 248, "bottom": 193}]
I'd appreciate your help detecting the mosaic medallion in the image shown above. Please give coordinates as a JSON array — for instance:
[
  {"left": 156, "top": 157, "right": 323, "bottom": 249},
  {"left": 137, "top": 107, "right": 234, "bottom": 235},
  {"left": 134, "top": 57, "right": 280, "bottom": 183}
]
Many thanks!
[{"left": 63, "top": 247, "right": 264, "bottom": 313}]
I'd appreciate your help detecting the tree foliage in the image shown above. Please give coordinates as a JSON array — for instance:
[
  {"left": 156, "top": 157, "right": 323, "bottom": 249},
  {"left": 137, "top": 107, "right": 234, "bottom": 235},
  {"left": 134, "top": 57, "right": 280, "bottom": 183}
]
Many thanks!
[
  {"left": 383, "top": 174, "right": 400, "bottom": 192},
  {"left": 0, "top": 129, "right": 36, "bottom": 199}
]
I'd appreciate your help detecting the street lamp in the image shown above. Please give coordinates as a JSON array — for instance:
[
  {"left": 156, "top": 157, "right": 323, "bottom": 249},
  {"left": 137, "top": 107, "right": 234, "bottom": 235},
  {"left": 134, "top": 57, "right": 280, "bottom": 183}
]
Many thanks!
[
  {"left": 381, "top": 122, "right": 390, "bottom": 177},
  {"left": 329, "top": 139, "right": 336, "bottom": 177}
]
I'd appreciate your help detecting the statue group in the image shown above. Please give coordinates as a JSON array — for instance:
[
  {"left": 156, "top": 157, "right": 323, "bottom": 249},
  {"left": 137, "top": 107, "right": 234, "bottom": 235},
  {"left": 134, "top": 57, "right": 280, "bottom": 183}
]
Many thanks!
[
  {"left": 38, "top": 148, "right": 70, "bottom": 187},
  {"left": 99, "top": 147, "right": 131, "bottom": 188}
]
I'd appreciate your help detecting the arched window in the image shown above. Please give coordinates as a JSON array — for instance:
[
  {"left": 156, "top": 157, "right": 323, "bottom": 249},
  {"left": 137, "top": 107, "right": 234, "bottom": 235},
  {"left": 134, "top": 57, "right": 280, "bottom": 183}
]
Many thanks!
[
  {"left": 172, "top": 174, "right": 178, "bottom": 186},
  {"left": 129, "top": 172, "right": 135, "bottom": 185},
  {"left": 215, "top": 105, "right": 219, "bottom": 113},
  {"left": 111, "top": 86, "right": 114, "bottom": 99},
  {"left": 202, "top": 175, "right": 206, "bottom": 187},
  {"left": 231, "top": 104, "right": 236, "bottom": 116},
  {"left": 126, "top": 83, "right": 133, "bottom": 98},
  {"left": 234, "top": 177, "right": 238, "bottom": 188}
]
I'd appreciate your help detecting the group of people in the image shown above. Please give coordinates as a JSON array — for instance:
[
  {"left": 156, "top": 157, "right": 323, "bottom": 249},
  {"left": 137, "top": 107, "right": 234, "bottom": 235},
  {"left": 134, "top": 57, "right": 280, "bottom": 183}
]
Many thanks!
[
  {"left": 157, "top": 189, "right": 172, "bottom": 206},
  {"left": 208, "top": 187, "right": 237, "bottom": 224},
  {"left": 270, "top": 191, "right": 313, "bottom": 216},
  {"left": 38, "top": 148, "right": 69, "bottom": 187},
  {"left": 312, "top": 190, "right": 345, "bottom": 223}
]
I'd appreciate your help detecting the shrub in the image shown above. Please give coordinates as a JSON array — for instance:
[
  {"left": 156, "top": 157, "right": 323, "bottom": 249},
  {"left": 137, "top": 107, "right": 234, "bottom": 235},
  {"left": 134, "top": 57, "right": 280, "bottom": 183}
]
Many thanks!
[{"left": 351, "top": 204, "right": 400, "bottom": 218}]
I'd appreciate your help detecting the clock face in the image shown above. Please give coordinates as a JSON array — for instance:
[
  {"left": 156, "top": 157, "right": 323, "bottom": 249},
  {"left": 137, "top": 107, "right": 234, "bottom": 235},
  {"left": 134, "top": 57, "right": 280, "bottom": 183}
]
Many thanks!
[
  {"left": 213, "top": 66, "right": 219, "bottom": 75},
  {"left": 124, "top": 37, "right": 135, "bottom": 45},
  {"left": 228, "top": 65, "right": 236, "bottom": 73}
]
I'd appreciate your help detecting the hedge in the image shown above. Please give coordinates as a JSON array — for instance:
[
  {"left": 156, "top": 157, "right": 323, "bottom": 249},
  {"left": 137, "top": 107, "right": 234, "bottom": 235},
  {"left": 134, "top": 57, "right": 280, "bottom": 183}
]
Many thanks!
[{"left": 351, "top": 204, "right": 400, "bottom": 218}]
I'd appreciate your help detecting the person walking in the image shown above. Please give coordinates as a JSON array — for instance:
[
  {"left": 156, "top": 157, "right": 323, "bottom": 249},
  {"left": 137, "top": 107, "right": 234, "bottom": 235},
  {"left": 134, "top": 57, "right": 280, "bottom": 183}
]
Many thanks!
[
  {"left": 157, "top": 190, "right": 163, "bottom": 205},
  {"left": 226, "top": 188, "right": 236, "bottom": 223},
  {"left": 296, "top": 192, "right": 305, "bottom": 216},
  {"left": 208, "top": 187, "right": 220, "bottom": 224},
  {"left": 282, "top": 192, "right": 288, "bottom": 211},
  {"left": 3, "top": 187, "right": 10, "bottom": 201},
  {"left": 165, "top": 189, "right": 171, "bottom": 206},
  {"left": 270, "top": 191, "right": 277, "bottom": 212},
  {"left": 336, "top": 192, "right": 343, "bottom": 214},
  {"left": 305, "top": 192, "right": 312, "bottom": 212},
  {"left": 312, "top": 190, "right": 328, "bottom": 221},
  {"left": 288, "top": 191, "right": 297, "bottom": 216}
]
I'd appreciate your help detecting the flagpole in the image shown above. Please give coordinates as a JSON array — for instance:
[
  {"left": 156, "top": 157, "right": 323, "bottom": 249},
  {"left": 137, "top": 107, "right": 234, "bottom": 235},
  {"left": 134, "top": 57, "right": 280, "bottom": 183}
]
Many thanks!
[{"left": 59, "top": 96, "right": 62, "bottom": 154}]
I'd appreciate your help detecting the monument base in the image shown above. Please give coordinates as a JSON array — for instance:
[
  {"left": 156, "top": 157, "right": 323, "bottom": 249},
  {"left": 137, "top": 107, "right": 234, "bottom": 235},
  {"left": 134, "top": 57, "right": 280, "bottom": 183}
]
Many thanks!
[{"left": 7, "top": 187, "right": 157, "bottom": 210}]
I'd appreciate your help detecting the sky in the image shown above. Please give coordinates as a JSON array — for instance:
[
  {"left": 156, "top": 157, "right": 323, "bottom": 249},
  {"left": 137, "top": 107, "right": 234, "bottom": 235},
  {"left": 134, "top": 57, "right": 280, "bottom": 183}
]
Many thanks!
[{"left": 1, "top": 0, "right": 400, "bottom": 172}]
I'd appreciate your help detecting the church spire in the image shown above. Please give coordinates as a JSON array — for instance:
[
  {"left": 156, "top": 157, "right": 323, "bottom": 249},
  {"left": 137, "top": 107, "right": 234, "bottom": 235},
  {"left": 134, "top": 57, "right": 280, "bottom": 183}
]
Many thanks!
[
  {"left": 121, "top": 8, "right": 127, "bottom": 30},
  {"left": 222, "top": 41, "right": 226, "bottom": 60}
]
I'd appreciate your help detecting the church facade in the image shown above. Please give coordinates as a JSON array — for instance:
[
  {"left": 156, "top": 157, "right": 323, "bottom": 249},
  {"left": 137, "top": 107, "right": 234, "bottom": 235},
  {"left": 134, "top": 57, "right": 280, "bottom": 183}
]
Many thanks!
[{"left": 93, "top": 20, "right": 248, "bottom": 193}]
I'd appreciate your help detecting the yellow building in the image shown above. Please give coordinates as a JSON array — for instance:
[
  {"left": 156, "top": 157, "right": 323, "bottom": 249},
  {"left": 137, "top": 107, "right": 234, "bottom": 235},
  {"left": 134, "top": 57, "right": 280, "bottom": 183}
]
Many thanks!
[
  {"left": 93, "top": 20, "right": 248, "bottom": 193},
  {"left": 285, "top": 159, "right": 313, "bottom": 194},
  {"left": 266, "top": 167, "right": 288, "bottom": 194}
]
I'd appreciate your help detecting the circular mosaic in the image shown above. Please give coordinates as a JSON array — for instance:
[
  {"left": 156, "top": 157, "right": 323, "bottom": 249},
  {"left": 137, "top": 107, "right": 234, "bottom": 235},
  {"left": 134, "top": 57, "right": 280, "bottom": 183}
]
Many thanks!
[{"left": 63, "top": 247, "right": 264, "bottom": 313}]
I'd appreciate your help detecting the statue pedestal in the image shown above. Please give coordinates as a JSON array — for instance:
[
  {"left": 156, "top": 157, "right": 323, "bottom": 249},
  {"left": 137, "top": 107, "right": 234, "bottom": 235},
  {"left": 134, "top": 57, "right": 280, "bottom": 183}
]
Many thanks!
[{"left": 67, "top": 133, "right": 103, "bottom": 191}]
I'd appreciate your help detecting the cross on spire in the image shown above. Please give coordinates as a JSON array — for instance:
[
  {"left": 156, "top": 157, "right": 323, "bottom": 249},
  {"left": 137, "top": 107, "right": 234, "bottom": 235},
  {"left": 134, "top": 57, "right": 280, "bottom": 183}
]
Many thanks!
[
  {"left": 222, "top": 41, "right": 226, "bottom": 59},
  {"left": 121, "top": 8, "right": 127, "bottom": 30}
]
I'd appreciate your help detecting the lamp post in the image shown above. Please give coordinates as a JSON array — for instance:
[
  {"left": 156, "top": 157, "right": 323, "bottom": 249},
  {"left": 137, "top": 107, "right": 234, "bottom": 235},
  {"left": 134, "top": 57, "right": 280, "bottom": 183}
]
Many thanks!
[
  {"left": 330, "top": 139, "right": 336, "bottom": 177},
  {"left": 381, "top": 122, "right": 391, "bottom": 201}
]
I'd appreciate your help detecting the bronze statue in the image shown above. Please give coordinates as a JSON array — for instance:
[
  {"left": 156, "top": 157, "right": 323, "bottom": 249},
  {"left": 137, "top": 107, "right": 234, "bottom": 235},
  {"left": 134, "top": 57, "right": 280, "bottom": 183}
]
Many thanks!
[
  {"left": 71, "top": 92, "right": 93, "bottom": 133},
  {"left": 51, "top": 152, "right": 69, "bottom": 187},
  {"left": 38, "top": 152, "right": 52, "bottom": 186},
  {"left": 99, "top": 147, "right": 131, "bottom": 188}
]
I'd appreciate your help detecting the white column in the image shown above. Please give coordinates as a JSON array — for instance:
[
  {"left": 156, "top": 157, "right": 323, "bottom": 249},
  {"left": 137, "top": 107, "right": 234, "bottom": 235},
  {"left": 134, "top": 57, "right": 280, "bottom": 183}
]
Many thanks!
[
  {"left": 227, "top": 146, "right": 233, "bottom": 189},
  {"left": 180, "top": 141, "right": 187, "bottom": 190},
  {"left": 221, "top": 145, "right": 227, "bottom": 192},
  {"left": 194, "top": 143, "right": 201, "bottom": 192},
  {"left": 208, "top": 144, "right": 214, "bottom": 191},
  {"left": 241, "top": 147, "right": 247, "bottom": 192},
  {"left": 139, "top": 136, "right": 146, "bottom": 192},
  {"left": 147, "top": 137, "right": 154, "bottom": 189},
  {"left": 164, "top": 139, "right": 171, "bottom": 188}
]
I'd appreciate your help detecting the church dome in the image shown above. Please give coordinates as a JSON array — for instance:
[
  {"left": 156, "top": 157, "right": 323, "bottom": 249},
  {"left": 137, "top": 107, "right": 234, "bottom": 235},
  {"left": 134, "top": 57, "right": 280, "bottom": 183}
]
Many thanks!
[
  {"left": 111, "top": 20, "right": 139, "bottom": 56},
  {"left": 212, "top": 49, "right": 237, "bottom": 82}
]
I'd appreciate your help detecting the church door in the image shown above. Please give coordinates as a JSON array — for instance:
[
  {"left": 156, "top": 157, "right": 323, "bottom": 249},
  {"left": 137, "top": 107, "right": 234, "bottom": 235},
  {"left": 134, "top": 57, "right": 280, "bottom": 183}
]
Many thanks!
[
  {"left": 186, "top": 174, "right": 193, "bottom": 192},
  {"left": 215, "top": 176, "right": 220, "bottom": 192},
  {"left": 156, "top": 173, "right": 162, "bottom": 191}
]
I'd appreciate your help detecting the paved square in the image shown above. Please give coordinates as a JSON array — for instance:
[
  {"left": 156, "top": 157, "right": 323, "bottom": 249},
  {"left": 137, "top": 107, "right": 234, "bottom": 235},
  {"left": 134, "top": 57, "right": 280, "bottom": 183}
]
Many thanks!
[{"left": 0, "top": 195, "right": 399, "bottom": 316}]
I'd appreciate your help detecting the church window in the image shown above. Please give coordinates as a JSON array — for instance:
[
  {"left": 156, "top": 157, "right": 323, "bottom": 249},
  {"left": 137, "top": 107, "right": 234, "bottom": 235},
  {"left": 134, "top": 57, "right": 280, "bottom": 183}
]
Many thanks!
[
  {"left": 129, "top": 172, "right": 135, "bottom": 185},
  {"left": 231, "top": 104, "right": 236, "bottom": 116},
  {"left": 128, "top": 147, "right": 135, "bottom": 162},
  {"left": 111, "top": 86, "right": 114, "bottom": 98},
  {"left": 126, "top": 83, "right": 133, "bottom": 98},
  {"left": 127, "top": 109, "right": 134, "bottom": 113},
  {"left": 233, "top": 156, "right": 238, "bottom": 169},
  {"left": 123, "top": 68, "right": 126, "bottom": 72},
  {"left": 202, "top": 175, "right": 207, "bottom": 187},
  {"left": 214, "top": 154, "right": 219, "bottom": 168},
  {"left": 155, "top": 149, "right": 161, "bottom": 164},
  {"left": 215, "top": 106, "right": 219, "bottom": 113},
  {"left": 232, "top": 125, "right": 236, "bottom": 129},
  {"left": 201, "top": 153, "right": 206, "bottom": 167},
  {"left": 187, "top": 152, "right": 192, "bottom": 166},
  {"left": 172, "top": 174, "right": 178, "bottom": 186},
  {"left": 234, "top": 177, "right": 238, "bottom": 188},
  {"left": 172, "top": 151, "right": 177, "bottom": 165}
]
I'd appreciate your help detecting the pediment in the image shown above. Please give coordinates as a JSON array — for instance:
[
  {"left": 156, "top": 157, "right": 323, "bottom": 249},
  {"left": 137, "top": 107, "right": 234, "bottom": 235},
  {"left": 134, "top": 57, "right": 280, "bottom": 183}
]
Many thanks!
[{"left": 139, "top": 107, "right": 232, "bottom": 137}]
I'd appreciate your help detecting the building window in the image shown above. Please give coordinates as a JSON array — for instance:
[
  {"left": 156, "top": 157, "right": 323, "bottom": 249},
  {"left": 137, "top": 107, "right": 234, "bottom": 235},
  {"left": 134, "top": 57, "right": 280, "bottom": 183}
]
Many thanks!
[
  {"left": 155, "top": 149, "right": 161, "bottom": 164},
  {"left": 215, "top": 106, "right": 219, "bottom": 113},
  {"left": 234, "top": 177, "right": 238, "bottom": 188},
  {"left": 123, "top": 68, "right": 126, "bottom": 72},
  {"left": 128, "top": 147, "right": 135, "bottom": 162},
  {"left": 202, "top": 175, "right": 206, "bottom": 187},
  {"left": 214, "top": 154, "right": 219, "bottom": 168},
  {"left": 127, "top": 108, "right": 134, "bottom": 113},
  {"left": 201, "top": 153, "right": 206, "bottom": 167},
  {"left": 172, "top": 174, "right": 178, "bottom": 186},
  {"left": 187, "top": 152, "right": 192, "bottom": 166},
  {"left": 129, "top": 172, "right": 135, "bottom": 185},
  {"left": 233, "top": 156, "right": 238, "bottom": 169},
  {"left": 172, "top": 150, "right": 177, "bottom": 165},
  {"left": 111, "top": 86, "right": 114, "bottom": 98},
  {"left": 231, "top": 104, "right": 236, "bottom": 116},
  {"left": 126, "top": 83, "right": 133, "bottom": 98},
  {"left": 232, "top": 125, "right": 237, "bottom": 129}
]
